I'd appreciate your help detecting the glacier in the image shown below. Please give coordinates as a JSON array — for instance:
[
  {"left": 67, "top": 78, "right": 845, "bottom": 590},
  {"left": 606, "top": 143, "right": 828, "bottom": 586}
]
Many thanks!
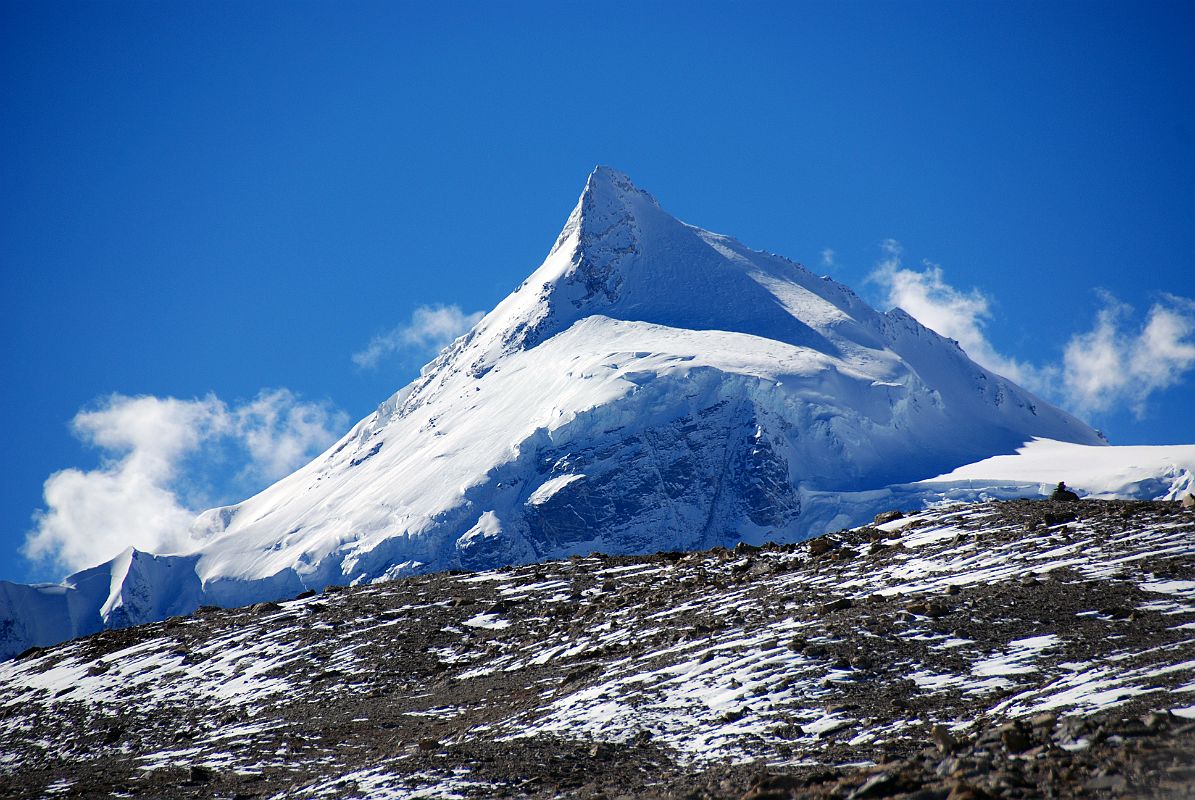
[{"left": 3, "top": 166, "right": 1190, "bottom": 660}]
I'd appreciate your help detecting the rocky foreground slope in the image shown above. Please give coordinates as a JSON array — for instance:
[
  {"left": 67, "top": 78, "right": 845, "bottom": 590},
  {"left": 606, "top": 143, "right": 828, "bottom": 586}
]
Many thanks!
[{"left": 2, "top": 498, "right": 1193, "bottom": 799}]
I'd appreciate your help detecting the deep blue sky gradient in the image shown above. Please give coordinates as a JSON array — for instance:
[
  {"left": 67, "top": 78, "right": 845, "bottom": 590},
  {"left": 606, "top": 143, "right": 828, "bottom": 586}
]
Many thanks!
[{"left": 2, "top": 1, "right": 1193, "bottom": 581}]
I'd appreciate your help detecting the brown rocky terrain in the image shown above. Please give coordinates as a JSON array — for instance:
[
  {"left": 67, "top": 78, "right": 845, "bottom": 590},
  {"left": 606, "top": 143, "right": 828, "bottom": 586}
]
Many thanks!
[{"left": 1, "top": 498, "right": 1192, "bottom": 798}]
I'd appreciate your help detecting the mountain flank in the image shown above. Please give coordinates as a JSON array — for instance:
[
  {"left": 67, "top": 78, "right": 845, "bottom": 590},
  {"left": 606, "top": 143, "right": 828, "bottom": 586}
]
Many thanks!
[{"left": 2, "top": 498, "right": 1192, "bottom": 799}]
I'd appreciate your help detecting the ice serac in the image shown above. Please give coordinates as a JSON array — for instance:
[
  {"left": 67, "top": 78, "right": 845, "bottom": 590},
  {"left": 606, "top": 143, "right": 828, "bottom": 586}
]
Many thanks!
[
  {"left": 0, "top": 548, "right": 203, "bottom": 658},
  {"left": 2, "top": 166, "right": 1147, "bottom": 659}
]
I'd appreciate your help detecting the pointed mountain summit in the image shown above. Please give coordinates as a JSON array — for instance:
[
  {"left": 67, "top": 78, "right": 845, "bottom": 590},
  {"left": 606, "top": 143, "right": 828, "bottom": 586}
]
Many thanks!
[
  {"left": 470, "top": 166, "right": 873, "bottom": 375},
  {"left": 3, "top": 167, "right": 1128, "bottom": 659}
]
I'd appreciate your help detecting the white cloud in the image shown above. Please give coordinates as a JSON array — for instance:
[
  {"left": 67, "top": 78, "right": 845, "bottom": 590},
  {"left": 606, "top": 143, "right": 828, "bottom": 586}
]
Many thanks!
[
  {"left": 1062, "top": 293, "right": 1195, "bottom": 417},
  {"left": 23, "top": 390, "right": 346, "bottom": 576},
  {"left": 820, "top": 248, "right": 837, "bottom": 270},
  {"left": 353, "top": 304, "right": 484, "bottom": 369},
  {"left": 868, "top": 241, "right": 1041, "bottom": 389},
  {"left": 868, "top": 241, "right": 1195, "bottom": 420},
  {"left": 233, "top": 389, "right": 347, "bottom": 481}
]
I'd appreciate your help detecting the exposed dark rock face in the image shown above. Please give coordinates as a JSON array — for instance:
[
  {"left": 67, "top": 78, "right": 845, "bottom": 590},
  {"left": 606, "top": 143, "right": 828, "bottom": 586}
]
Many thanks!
[{"left": 1, "top": 499, "right": 1192, "bottom": 798}]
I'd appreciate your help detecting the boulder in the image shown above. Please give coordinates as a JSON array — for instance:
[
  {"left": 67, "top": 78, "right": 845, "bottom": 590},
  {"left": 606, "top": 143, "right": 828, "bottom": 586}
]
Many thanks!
[{"left": 1050, "top": 482, "right": 1080, "bottom": 502}]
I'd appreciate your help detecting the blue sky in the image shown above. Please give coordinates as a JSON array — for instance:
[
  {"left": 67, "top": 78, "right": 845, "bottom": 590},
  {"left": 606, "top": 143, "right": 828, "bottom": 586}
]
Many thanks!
[{"left": 2, "top": 1, "right": 1193, "bottom": 582}]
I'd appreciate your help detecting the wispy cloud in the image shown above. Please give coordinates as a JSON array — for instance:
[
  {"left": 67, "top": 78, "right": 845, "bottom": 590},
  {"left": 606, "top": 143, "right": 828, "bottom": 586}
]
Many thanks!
[
  {"left": 868, "top": 240, "right": 1195, "bottom": 420},
  {"left": 352, "top": 304, "right": 484, "bottom": 369},
  {"left": 820, "top": 248, "right": 837, "bottom": 270},
  {"left": 869, "top": 240, "right": 1042, "bottom": 389},
  {"left": 1061, "top": 293, "right": 1195, "bottom": 417},
  {"left": 23, "top": 390, "right": 347, "bottom": 576},
  {"left": 233, "top": 389, "right": 347, "bottom": 482}
]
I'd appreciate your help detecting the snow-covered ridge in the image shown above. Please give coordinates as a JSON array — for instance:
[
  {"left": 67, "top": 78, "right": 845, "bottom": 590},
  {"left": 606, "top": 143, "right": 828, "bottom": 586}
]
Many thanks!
[{"left": 2, "top": 166, "right": 1183, "bottom": 661}]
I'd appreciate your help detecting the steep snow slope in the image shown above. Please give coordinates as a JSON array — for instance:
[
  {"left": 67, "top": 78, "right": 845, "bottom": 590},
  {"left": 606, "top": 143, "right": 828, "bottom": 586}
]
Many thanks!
[{"left": 0, "top": 167, "right": 1125, "bottom": 659}]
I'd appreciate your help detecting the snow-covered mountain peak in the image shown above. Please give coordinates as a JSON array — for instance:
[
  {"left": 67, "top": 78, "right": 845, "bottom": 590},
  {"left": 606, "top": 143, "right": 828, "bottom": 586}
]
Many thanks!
[
  {"left": 579, "top": 164, "right": 660, "bottom": 214},
  {"left": 548, "top": 165, "right": 654, "bottom": 256},
  {"left": 198, "top": 169, "right": 1105, "bottom": 593},
  {"left": 2, "top": 167, "right": 1153, "bottom": 663},
  {"left": 479, "top": 167, "right": 885, "bottom": 371}
]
